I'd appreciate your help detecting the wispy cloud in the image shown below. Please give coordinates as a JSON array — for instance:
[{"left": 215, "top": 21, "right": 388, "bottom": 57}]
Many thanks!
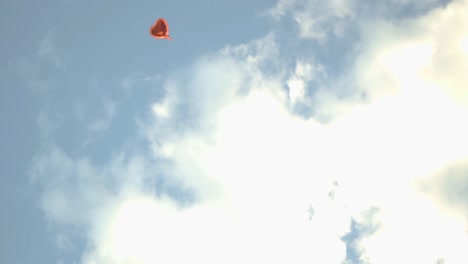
[
  {"left": 267, "top": 0, "right": 354, "bottom": 40},
  {"left": 87, "top": 101, "right": 118, "bottom": 132},
  {"left": 38, "top": 31, "right": 65, "bottom": 70},
  {"left": 11, "top": 31, "right": 65, "bottom": 93}
]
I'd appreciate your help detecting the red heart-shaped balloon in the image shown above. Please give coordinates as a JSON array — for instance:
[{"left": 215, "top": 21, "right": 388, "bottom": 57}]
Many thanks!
[{"left": 150, "top": 18, "right": 172, "bottom": 40}]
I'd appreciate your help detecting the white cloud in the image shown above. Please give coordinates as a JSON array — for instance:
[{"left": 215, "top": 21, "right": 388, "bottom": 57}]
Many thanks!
[
  {"left": 287, "top": 61, "right": 319, "bottom": 104},
  {"left": 267, "top": 0, "right": 354, "bottom": 40},
  {"left": 266, "top": 0, "right": 452, "bottom": 41},
  {"left": 418, "top": 158, "right": 468, "bottom": 228},
  {"left": 31, "top": 0, "right": 468, "bottom": 263},
  {"left": 30, "top": 145, "right": 156, "bottom": 228},
  {"left": 341, "top": 0, "right": 468, "bottom": 262}
]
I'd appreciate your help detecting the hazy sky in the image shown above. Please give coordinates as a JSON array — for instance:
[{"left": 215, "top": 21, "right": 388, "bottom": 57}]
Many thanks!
[{"left": 2, "top": 0, "right": 468, "bottom": 263}]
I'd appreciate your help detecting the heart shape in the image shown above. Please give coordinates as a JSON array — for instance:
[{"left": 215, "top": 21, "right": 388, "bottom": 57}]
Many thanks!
[{"left": 150, "top": 18, "right": 172, "bottom": 40}]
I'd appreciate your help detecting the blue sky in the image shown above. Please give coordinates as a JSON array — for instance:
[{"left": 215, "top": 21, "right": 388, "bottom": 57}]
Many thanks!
[{"left": 2, "top": 0, "right": 468, "bottom": 263}]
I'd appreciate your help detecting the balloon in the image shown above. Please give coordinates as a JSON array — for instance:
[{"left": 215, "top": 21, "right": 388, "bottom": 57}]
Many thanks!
[{"left": 150, "top": 18, "right": 172, "bottom": 40}]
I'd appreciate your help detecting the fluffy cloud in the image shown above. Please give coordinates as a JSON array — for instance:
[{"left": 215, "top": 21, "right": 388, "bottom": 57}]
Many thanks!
[{"left": 32, "top": 0, "right": 468, "bottom": 263}]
